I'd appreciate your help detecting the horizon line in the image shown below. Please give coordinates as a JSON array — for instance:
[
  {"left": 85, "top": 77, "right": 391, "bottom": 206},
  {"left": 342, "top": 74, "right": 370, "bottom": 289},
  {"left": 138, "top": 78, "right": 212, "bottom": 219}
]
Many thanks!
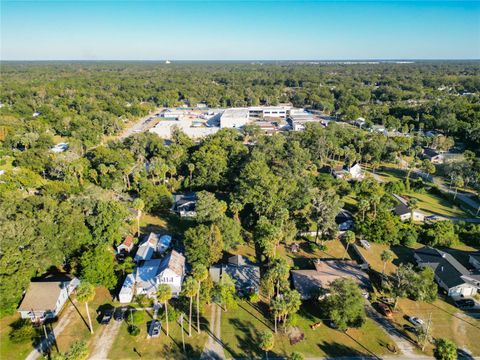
[{"left": 1, "top": 58, "right": 480, "bottom": 62}]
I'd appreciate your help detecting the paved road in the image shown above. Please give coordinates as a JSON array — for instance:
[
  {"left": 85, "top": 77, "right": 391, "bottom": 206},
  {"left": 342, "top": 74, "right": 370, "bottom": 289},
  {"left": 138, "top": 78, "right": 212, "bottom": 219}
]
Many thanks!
[
  {"left": 119, "top": 107, "right": 164, "bottom": 139},
  {"left": 201, "top": 303, "right": 226, "bottom": 360},
  {"left": 25, "top": 302, "right": 78, "bottom": 360}
]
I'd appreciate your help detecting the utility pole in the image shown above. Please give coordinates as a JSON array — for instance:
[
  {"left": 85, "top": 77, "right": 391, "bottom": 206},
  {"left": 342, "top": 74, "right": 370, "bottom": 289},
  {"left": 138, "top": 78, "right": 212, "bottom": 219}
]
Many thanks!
[
  {"left": 180, "top": 313, "right": 186, "bottom": 353},
  {"left": 42, "top": 324, "right": 50, "bottom": 356}
]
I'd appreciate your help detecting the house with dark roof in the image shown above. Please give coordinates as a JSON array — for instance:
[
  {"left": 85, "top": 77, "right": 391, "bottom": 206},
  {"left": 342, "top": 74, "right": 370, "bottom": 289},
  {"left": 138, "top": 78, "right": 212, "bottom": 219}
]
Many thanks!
[
  {"left": 171, "top": 193, "right": 197, "bottom": 217},
  {"left": 291, "top": 260, "right": 370, "bottom": 300},
  {"left": 18, "top": 275, "right": 80, "bottom": 322},
  {"left": 414, "top": 247, "right": 480, "bottom": 298},
  {"left": 422, "top": 148, "right": 445, "bottom": 164},
  {"left": 209, "top": 255, "right": 260, "bottom": 296},
  {"left": 392, "top": 195, "right": 425, "bottom": 222}
]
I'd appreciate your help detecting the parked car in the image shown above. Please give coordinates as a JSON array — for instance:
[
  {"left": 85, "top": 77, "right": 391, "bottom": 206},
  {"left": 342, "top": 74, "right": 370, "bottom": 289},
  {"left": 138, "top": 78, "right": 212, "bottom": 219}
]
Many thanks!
[
  {"left": 379, "top": 297, "right": 395, "bottom": 305},
  {"left": 360, "top": 239, "right": 371, "bottom": 250},
  {"left": 455, "top": 299, "right": 475, "bottom": 309},
  {"left": 376, "top": 303, "right": 393, "bottom": 318},
  {"left": 114, "top": 307, "right": 127, "bottom": 321},
  {"left": 100, "top": 309, "right": 113, "bottom": 325},
  {"left": 407, "top": 316, "right": 424, "bottom": 327},
  {"left": 151, "top": 320, "right": 161, "bottom": 337}
]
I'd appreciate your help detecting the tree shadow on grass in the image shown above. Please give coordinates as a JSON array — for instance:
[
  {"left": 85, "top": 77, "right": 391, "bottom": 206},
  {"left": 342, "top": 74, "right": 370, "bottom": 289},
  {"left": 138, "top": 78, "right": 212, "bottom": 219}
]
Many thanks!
[
  {"left": 67, "top": 295, "right": 90, "bottom": 333},
  {"left": 318, "top": 341, "right": 364, "bottom": 358},
  {"left": 228, "top": 318, "right": 262, "bottom": 358}
]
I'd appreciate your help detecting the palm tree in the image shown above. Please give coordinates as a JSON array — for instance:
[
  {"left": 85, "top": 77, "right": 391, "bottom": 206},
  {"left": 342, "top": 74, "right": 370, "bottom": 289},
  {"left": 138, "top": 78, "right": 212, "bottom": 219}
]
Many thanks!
[
  {"left": 187, "top": 163, "right": 195, "bottom": 183},
  {"left": 380, "top": 249, "right": 394, "bottom": 276},
  {"left": 181, "top": 276, "right": 199, "bottom": 337},
  {"left": 76, "top": 282, "right": 96, "bottom": 334},
  {"left": 157, "top": 284, "right": 172, "bottom": 336},
  {"left": 343, "top": 231, "right": 356, "bottom": 259},
  {"left": 132, "top": 198, "right": 144, "bottom": 236},
  {"left": 193, "top": 264, "right": 208, "bottom": 333},
  {"left": 260, "top": 330, "right": 274, "bottom": 360},
  {"left": 407, "top": 198, "right": 419, "bottom": 223},
  {"left": 270, "top": 297, "right": 286, "bottom": 333}
]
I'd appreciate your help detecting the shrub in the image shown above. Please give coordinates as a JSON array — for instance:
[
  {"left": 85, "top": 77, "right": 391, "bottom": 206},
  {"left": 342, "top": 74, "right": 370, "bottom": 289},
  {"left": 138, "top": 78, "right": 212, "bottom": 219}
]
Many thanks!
[
  {"left": 9, "top": 319, "right": 37, "bottom": 344},
  {"left": 434, "top": 338, "right": 457, "bottom": 360},
  {"left": 127, "top": 324, "right": 140, "bottom": 336},
  {"left": 249, "top": 293, "right": 260, "bottom": 304}
]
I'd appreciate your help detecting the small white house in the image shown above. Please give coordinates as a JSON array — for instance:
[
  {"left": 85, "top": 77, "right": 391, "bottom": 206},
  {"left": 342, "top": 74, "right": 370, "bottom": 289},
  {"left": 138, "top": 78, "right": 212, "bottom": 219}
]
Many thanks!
[
  {"left": 333, "top": 163, "right": 363, "bottom": 181},
  {"left": 117, "top": 235, "right": 134, "bottom": 254},
  {"left": 18, "top": 276, "right": 79, "bottom": 322},
  {"left": 119, "top": 273, "right": 135, "bottom": 303},
  {"left": 134, "top": 233, "right": 159, "bottom": 262}
]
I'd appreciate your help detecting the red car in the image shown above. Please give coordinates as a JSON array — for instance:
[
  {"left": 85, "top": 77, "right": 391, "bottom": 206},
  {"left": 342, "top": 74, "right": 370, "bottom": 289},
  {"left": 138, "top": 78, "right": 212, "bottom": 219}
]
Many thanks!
[{"left": 377, "top": 303, "right": 393, "bottom": 318}]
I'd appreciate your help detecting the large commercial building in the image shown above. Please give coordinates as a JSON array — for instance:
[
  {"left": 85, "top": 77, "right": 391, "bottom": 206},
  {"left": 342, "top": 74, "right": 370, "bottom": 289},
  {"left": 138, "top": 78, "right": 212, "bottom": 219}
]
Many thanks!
[{"left": 220, "top": 106, "right": 291, "bottom": 128}]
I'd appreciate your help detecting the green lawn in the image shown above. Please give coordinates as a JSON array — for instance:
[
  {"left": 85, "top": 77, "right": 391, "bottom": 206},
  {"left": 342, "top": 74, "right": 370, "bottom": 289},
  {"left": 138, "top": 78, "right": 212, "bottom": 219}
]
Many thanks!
[
  {"left": 220, "top": 300, "right": 394, "bottom": 358},
  {"left": 55, "top": 287, "right": 115, "bottom": 354},
  {"left": 0, "top": 314, "right": 35, "bottom": 360},
  {"left": 394, "top": 297, "right": 480, "bottom": 356},
  {"left": 108, "top": 308, "right": 208, "bottom": 359},
  {"left": 403, "top": 192, "right": 469, "bottom": 218},
  {"left": 360, "top": 243, "right": 480, "bottom": 356},
  {"left": 277, "top": 239, "right": 350, "bottom": 269}
]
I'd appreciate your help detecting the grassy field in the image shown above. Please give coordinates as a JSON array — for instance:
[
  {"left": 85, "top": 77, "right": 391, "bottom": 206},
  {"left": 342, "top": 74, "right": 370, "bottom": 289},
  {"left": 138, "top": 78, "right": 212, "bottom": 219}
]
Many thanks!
[
  {"left": 108, "top": 307, "right": 208, "bottom": 359},
  {"left": 393, "top": 297, "right": 480, "bottom": 356},
  {"left": 0, "top": 314, "right": 35, "bottom": 360},
  {"left": 54, "top": 287, "right": 116, "bottom": 354},
  {"left": 359, "top": 242, "right": 480, "bottom": 355},
  {"left": 220, "top": 300, "right": 394, "bottom": 358},
  {"left": 403, "top": 192, "right": 469, "bottom": 218},
  {"left": 356, "top": 242, "right": 421, "bottom": 276},
  {"left": 277, "top": 239, "right": 350, "bottom": 269}
]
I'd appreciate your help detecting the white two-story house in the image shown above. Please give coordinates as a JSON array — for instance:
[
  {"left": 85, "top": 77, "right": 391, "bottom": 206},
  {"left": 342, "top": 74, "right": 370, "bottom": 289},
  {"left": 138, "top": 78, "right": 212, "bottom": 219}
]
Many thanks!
[{"left": 134, "top": 250, "right": 186, "bottom": 298}]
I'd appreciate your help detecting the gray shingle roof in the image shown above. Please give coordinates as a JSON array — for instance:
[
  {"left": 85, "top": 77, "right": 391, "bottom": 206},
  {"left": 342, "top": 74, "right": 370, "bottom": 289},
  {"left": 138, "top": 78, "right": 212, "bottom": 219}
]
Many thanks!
[{"left": 415, "top": 247, "right": 480, "bottom": 289}]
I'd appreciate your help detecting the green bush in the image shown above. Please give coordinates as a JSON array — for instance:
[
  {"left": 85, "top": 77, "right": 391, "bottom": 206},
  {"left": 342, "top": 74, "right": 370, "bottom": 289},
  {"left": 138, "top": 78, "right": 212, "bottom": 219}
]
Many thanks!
[
  {"left": 9, "top": 319, "right": 37, "bottom": 343},
  {"left": 127, "top": 324, "right": 140, "bottom": 336},
  {"left": 249, "top": 293, "right": 260, "bottom": 303}
]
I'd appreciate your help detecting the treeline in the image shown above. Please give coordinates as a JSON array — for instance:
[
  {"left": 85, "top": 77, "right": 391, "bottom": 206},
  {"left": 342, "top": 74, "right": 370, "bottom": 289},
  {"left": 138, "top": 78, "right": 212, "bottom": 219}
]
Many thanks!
[{"left": 1, "top": 62, "right": 479, "bottom": 150}]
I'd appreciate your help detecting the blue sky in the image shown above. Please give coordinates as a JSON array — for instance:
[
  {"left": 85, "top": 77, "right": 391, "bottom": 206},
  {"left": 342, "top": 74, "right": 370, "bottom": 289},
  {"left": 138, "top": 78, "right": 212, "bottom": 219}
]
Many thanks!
[{"left": 1, "top": 1, "right": 479, "bottom": 60}]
